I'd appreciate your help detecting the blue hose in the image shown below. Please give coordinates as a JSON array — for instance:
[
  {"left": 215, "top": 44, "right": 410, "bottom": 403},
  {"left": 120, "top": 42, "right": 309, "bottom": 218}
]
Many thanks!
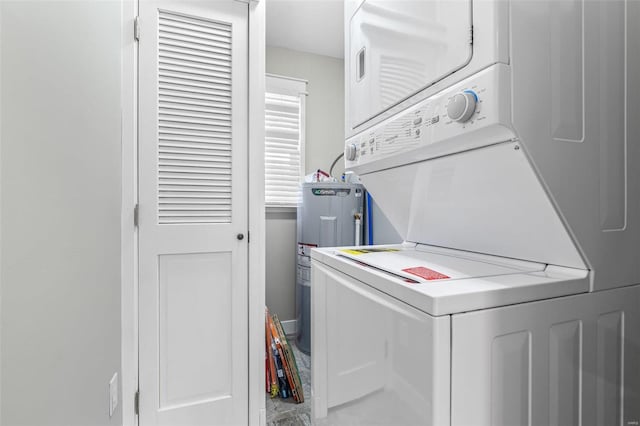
[{"left": 366, "top": 192, "right": 373, "bottom": 245}]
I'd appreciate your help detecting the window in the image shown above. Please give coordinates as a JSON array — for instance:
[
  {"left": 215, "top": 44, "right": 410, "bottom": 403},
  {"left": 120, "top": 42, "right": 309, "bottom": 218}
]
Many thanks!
[{"left": 265, "top": 74, "right": 307, "bottom": 207}]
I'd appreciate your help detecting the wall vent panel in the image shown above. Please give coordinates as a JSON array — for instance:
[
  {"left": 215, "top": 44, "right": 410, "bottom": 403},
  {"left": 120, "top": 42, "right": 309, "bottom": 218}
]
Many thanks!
[{"left": 158, "top": 10, "right": 233, "bottom": 224}]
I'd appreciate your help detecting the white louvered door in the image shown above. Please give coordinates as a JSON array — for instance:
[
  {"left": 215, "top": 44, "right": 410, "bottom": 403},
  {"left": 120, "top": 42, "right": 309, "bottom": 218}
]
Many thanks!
[{"left": 138, "top": 1, "right": 248, "bottom": 425}]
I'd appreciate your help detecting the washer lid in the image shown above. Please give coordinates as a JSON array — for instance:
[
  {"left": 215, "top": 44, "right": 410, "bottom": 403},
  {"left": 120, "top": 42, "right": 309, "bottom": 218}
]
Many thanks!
[
  {"left": 312, "top": 244, "right": 590, "bottom": 316},
  {"left": 337, "top": 245, "right": 546, "bottom": 284}
]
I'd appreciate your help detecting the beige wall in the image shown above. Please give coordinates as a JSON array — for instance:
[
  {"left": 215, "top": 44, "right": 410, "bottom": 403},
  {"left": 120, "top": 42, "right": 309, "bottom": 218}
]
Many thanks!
[
  {"left": 1, "top": 2, "right": 122, "bottom": 424},
  {"left": 265, "top": 210, "right": 297, "bottom": 321},
  {"left": 266, "top": 46, "right": 345, "bottom": 178},
  {"left": 265, "top": 47, "right": 345, "bottom": 321}
]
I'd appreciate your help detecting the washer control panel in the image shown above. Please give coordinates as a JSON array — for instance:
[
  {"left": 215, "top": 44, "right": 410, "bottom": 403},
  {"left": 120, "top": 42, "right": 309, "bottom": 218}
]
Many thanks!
[{"left": 345, "top": 65, "right": 509, "bottom": 170}]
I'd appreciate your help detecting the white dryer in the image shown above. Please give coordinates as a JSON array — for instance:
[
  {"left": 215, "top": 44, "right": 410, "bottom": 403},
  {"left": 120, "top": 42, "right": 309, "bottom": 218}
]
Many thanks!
[{"left": 311, "top": 0, "right": 640, "bottom": 425}]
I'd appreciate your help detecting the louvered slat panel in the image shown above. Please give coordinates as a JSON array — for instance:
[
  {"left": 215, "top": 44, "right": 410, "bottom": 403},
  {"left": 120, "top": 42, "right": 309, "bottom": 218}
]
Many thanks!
[
  {"left": 160, "top": 189, "right": 231, "bottom": 195},
  {"left": 160, "top": 137, "right": 231, "bottom": 147},
  {"left": 159, "top": 49, "right": 231, "bottom": 68},
  {"left": 159, "top": 160, "right": 231, "bottom": 168},
  {"left": 159, "top": 97, "right": 230, "bottom": 112},
  {"left": 159, "top": 73, "right": 231, "bottom": 88},
  {"left": 159, "top": 199, "right": 231, "bottom": 204},
  {"left": 159, "top": 152, "right": 231, "bottom": 161},
  {"left": 159, "top": 90, "right": 230, "bottom": 105},
  {"left": 158, "top": 10, "right": 232, "bottom": 224},
  {"left": 160, "top": 181, "right": 230, "bottom": 187}
]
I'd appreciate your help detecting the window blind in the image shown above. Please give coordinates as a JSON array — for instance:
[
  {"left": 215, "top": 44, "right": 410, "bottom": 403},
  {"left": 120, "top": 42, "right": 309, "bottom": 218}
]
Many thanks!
[{"left": 265, "top": 74, "right": 307, "bottom": 207}]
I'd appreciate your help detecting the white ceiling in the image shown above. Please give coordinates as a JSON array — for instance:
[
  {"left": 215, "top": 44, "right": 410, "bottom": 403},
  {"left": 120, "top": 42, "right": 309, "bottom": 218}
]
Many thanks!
[{"left": 266, "top": 0, "right": 345, "bottom": 59}]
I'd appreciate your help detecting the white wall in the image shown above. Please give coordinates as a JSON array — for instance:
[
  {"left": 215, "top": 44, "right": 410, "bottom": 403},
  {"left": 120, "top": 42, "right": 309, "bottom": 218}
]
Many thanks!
[
  {"left": 266, "top": 46, "right": 346, "bottom": 178},
  {"left": 367, "top": 197, "right": 403, "bottom": 245},
  {"left": 265, "top": 46, "right": 345, "bottom": 321},
  {"left": 265, "top": 210, "right": 298, "bottom": 321},
  {"left": 0, "top": 2, "right": 122, "bottom": 425}
]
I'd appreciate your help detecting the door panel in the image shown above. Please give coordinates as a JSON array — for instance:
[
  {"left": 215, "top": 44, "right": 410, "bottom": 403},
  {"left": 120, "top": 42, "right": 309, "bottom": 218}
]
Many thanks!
[
  {"left": 138, "top": 1, "right": 248, "bottom": 425},
  {"left": 312, "top": 261, "right": 451, "bottom": 425},
  {"left": 490, "top": 331, "right": 531, "bottom": 426},
  {"left": 158, "top": 252, "right": 232, "bottom": 409},
  {"left": 451, "top": 285, "right": 640, "bottom": 426},
  {"left": 326, "top": 271, "right": 387, "bottom": 407}
]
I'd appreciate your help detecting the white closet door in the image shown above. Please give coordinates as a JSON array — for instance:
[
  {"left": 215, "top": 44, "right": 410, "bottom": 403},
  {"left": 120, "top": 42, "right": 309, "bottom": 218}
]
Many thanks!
[{"left": 138, "top": 1, "right": 248, "bottom": 425}]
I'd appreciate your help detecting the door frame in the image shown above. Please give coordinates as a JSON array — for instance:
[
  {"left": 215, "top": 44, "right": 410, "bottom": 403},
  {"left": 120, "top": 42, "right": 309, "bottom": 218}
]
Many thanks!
[
  {"left": 121, "top": 0, "right": 138, "bottom": 424},
  {"left": 120, "top": 1, "right": 266, "bottom": 425},
  {"left": 246, "top": 1, "right": 267, "bottom": 425}
]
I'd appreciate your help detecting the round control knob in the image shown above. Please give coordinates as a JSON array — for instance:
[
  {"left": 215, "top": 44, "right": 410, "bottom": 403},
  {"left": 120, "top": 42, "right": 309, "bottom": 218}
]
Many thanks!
[
  {"left": 345, "top": 143, "right": 358, "bottom": 161},
  {"left": 446, "top": 91, "right": 478, "bottom": 123}
]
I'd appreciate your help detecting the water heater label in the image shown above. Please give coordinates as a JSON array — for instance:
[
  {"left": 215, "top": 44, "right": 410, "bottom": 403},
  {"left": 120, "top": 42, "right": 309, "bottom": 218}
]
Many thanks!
[
  {"left": 402, "top": 266, "right": 450, "bottom": 281},
  {"left": 312, "top": 188, "right": 351, "bottom": 196}
]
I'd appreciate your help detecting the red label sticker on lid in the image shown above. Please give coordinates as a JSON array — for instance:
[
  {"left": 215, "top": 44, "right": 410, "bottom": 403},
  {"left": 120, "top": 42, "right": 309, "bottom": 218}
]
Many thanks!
[{"left": 402, "top": 266, "right": 450, "bottom": 281}]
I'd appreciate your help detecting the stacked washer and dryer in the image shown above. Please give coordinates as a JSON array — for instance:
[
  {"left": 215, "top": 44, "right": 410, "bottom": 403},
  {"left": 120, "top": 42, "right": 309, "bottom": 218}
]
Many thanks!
[{"left": 311, "top": 1, "right": 640, "bottom": 425}]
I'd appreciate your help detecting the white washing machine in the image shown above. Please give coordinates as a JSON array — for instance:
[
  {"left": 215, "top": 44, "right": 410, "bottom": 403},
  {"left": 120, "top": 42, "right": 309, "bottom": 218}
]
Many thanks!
[
  {"left": 312, "top": 244, "right": 640, "bottom": 425},
  {"left": 312, "top": 0, "right": 640, "bottom": 425}
]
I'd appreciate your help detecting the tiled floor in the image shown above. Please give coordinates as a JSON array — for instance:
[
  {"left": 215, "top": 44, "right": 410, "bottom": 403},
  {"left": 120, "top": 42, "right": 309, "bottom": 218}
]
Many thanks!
[{"left": 266, "top": 343, "right": 312, "bottom": 426}]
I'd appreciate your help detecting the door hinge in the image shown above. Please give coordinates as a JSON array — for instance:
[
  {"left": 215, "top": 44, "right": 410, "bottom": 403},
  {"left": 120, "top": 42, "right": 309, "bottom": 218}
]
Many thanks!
[
  {"left": 134, "top": 16, "right": 140, "bottom": 41},
  {"left": 134, "top": 204, "right": 139, "bottom": 228},
  {"left": 134, "top": 390, "right": 140, "bottom": 416},
  {"left": 247, "top": 231, "right": 250, "bottom": 243},
  {"left": 470, "top": 25, "right": 474, "bottom": 45}
]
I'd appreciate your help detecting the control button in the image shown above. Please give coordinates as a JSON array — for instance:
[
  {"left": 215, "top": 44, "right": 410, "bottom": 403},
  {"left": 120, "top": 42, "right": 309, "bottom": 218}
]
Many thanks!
[
  {"left": 413, "top": 117, "right": 423, "bottom": 126},
  {"left": 431, "top": 116, "right": 440, "bottom": 124},
  {"left": 415, "top": 129, "right": 421, "bottom": 136},
  {"left": 345, "top": 143, "right": 358, "bottom": 161},
  {"left": 446, "top": 90, "right": 478, "bottom": 123}
]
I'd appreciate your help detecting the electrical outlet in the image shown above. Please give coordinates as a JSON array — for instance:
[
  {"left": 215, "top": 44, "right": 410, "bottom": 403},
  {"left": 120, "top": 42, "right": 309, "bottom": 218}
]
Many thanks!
[{"left": 109, "top": 373, "right": 118, "bottom": 417}]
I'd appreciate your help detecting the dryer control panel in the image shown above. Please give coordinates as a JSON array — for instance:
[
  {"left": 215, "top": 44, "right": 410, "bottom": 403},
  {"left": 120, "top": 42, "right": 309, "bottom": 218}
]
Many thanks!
[{"left": 345, "top": 64, "right": 513, "bottom": 173}]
